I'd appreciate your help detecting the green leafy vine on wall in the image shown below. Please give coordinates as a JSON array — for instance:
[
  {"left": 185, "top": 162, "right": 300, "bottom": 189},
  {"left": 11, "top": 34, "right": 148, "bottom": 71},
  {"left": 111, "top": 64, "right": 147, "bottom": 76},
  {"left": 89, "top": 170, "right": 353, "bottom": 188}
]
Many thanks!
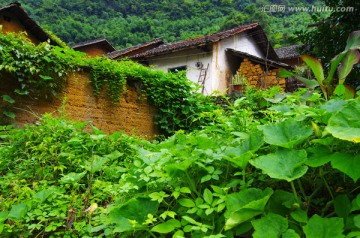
[
  {"left": 87, "top": 57, "right": 127, "bottom": 104},
  {"left": 0, "top": 32, "right": 217, "bottom": 135}
]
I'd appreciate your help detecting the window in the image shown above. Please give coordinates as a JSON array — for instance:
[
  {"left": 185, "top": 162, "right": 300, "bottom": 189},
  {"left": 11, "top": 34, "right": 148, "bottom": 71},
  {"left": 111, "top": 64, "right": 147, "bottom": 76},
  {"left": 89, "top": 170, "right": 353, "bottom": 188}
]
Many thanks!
[{"left": 168, "top": 65, "right": 187, "bottom": 73}]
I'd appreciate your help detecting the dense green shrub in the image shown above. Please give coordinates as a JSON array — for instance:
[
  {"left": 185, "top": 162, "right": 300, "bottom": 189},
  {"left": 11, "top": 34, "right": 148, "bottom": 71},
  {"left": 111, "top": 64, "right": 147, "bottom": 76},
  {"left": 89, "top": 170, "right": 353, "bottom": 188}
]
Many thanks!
[{"left": 1, "top": 88, "right": 360, "bottom": 237}]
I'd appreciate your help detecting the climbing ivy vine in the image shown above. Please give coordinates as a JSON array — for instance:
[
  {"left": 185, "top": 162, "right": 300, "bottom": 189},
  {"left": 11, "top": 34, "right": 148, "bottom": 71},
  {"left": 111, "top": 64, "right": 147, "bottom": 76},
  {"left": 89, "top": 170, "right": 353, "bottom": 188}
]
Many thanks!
[{"left": 0, "top": 32, "right": 217, "bottom": 135}]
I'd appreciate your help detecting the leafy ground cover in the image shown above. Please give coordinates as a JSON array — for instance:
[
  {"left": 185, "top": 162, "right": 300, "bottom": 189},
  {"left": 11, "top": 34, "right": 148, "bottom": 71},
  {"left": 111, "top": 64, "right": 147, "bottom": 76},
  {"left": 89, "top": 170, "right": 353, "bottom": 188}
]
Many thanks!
[{"left": 0, "top": 85, "right": 360, "bottom": 237}]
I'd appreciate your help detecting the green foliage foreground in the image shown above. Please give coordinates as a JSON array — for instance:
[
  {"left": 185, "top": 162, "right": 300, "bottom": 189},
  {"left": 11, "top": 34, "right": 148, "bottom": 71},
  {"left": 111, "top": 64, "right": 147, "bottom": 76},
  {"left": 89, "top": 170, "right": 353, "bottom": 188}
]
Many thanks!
[{"left": 0, "top": 87, "right": 360, "bottom": 237}]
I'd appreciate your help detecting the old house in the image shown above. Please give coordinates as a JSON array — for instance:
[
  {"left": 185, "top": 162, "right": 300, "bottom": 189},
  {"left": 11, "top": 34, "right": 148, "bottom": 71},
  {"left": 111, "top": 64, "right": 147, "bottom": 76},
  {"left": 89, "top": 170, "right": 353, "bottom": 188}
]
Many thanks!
[
  {"left": 275, "top": 44, "right": 302, "bottom": 67},
  {"left": 0, "top": 2, "right": 57, "bottom": 45},
  {"left": 71, "top": 38, "right": 116, "bottom": 57},
  {"left": 119, "top": 23, "right": 289, "bottom": 95}
]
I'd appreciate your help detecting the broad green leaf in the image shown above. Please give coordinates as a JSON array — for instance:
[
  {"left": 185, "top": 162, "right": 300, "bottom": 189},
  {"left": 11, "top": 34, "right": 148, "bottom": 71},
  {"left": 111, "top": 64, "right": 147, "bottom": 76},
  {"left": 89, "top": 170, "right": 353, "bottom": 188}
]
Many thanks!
[
  {"left": 290, "top": 209, "right": 308, "bottom": 223},
  {"left": 178, "top": 198, "right": 195, "bottom": 208},
  {"left": 224, "top": 132, "right": 264, "bottom": 169},
  {"left": 331, "top": 153, "right": 360, "bottom": 182},
  {"left": 345, "top": 30, "right": 360, "bottom": 51},
  {"left": 180, "top": 187, "right": 191, "bottom": 194},
  {"left": 278, "top": 69, "right": 294, "bottom": 78},
  {"left": 306, "top": 146, "right": 332, "bottom": 167},
  {"left": 326, "top": 99, "right": 360, "bottom": 142},
  {"left": 347, "top": 231, "right": 360, "bottom": 238},
  {"left": 172, "top": 230, "right": 185, "bottom": 238},
  {"left": 320, "top": 99, "right": 346, "bottom": 113},
  {"left": 110, "top": 197, "right": 158, "bottom": 224},
  {"left": 88, "top": 224, "right": 107, "bottom": 233},
  {"left": 266, "top": 190, "right": 296, "bottom": 216},
  {"left": 234, "top": 222, "right": 253, "bottom": 237},
  {"left": 251, "top": 213, "right": 288, "bottom": 238},
  {"left": 104, "top": 150, "right": 123, "bottom": 160},
  {"left": 303, "top": 215, "right": 344, "bottom": 238},
  {"left": 334, "top": 195, "right": 351, "bottom": 218},
  {"left": 282, "top": 229, "right": 301, "bottom": 238},
  {"left": 33, "top": 187, "right": 57, "bottom": 203},
  {"left": 2, "top": 95, "right": 15, "bottom": 104},
  {"left": 203, "top": 234, "right": 226, "bottom": 238},
  {"left": 264, "top": 93, "right": 287, "bottom": 104},
  {"left": 8, "top": 204, "right": 27, "bottom": 221},
  {"left": 338, "top": 49, "right": 360, "bottom": 81},
  {"left": 0, "top": 211, "right": 8, "bottom": 223},
  {"left": 351, "top": 194, "right": 360, "bottom": 212},
  {"left": 250, "top": 149, "right": 308, "bottom": 182},
  {"left": 301, "top": 55, "right": 325, "bottom": 85},
  {"left": 343, "top": 85, "right": 356, "bottom": 99},
  {"left": 110, "top": 217, "right": 133, "bottom": 233},
  {"left": 326, "top": 52, "right": 346, "bottom": 83},
  {"left": 224, "top": 188, "right": 273, "bottom": 230},
  {"left": 151, "top": 219, "right": 181, "bottom": 233},
  {"left": 60, "top": 171, "right": 86, "bottom": 185},
  {"left": 85, "top": 156, "right": 108, "bottom": 173},
  {"left": 334, "top": 84, "right": 346, "bottom": 96},
  {"left": 258, "top": 119, "right": 313, "bottom": 148},
  {"left": 353, "top": 215, "right": 360, "bottom": 229},
  {"left": 279, "top": 69, "right": 319, "bottom": 88}
]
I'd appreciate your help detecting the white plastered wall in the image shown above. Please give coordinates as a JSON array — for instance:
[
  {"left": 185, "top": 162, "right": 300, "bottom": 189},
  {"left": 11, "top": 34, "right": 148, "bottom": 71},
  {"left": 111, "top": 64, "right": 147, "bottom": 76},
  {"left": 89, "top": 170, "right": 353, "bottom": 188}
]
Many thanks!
[{"left": 147, "top": 32, "right": 265, "bottom": 95}]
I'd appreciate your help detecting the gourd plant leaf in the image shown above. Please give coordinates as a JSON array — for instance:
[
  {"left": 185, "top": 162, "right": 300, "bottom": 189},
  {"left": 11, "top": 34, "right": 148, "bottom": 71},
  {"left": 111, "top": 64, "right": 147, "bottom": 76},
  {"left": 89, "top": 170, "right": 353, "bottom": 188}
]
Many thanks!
[
  {"left": 251, "top": 213, "right": 288, "bottom": 238},
  {"left": 266, "top": 190, "right": 296, "bottom": 216},
  {"left": 326, "top": 98, "right": 360, "bottom": 143},
  {"left": 223, "top": 132, "right": 264, "bottom": 169},
  {"left": 224, "top": 188, "right": 273, "bottom": 230},
  {"left": 334, "top": 194, "right": 352, "bottom": 218},
  {"left": 258, "top": 119, "right": 313, "bottom": 148},
  {"left": 305, "top": 146, "right": 333, "bottom": 167},
  {"left": 303, "top": 215, "right": 344, "bottom": 238},
  {"left": 331, "top": 153, "right": 360, "bottom": 182},
  {"left": 301, "top": 55, "right": 325, "bottom": 85},
  {"left": 250, "top": 149, "right": 308, "bottom": 182}
]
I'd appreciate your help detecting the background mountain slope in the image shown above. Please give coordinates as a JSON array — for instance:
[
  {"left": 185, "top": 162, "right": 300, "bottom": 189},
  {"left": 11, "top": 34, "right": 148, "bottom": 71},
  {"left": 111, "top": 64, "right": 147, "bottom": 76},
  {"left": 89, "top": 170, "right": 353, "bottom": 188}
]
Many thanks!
[{"left": 0, "top": 0, "right": 327, "bottom": 49}]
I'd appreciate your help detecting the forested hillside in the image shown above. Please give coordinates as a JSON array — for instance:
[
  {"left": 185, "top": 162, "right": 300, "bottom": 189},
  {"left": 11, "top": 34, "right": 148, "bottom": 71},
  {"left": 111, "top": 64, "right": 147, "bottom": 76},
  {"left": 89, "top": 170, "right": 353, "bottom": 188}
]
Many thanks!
[{"left": 0, "top": 0, "right": 327, "bottom": 48}]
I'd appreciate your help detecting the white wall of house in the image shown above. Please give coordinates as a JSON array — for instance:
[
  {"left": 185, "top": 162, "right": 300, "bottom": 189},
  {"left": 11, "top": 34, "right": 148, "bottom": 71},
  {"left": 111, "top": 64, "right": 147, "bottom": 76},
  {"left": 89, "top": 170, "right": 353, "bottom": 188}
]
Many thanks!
[
  {"left": 147, "top": 32, "right": 264, "bottom": 95},
  {"left": 148, "top": 49, "right": 214, "bottom": 94}
]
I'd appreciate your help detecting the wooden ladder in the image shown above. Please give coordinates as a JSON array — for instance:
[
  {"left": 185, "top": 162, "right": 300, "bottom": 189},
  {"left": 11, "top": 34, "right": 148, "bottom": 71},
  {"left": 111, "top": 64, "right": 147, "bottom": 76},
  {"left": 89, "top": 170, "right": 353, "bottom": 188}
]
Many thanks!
[{"left": 197, "top": 63, "right": 209, "bottom": 94}]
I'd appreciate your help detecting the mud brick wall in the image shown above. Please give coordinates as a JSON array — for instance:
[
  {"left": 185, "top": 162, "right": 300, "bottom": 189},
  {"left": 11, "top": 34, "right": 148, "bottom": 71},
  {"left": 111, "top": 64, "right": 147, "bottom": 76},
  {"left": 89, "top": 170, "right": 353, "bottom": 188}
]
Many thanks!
[
  {"left": 0, "top": 72, "right": 158, "bottom": 138},
  {"left": 237, "top": 58, "right": 286, "bottom": 89}
]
